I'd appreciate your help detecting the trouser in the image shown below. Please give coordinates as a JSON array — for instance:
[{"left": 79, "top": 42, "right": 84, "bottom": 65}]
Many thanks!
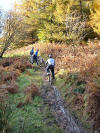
[
  {"left": 46, "top": 65, "right": 55, "bottom": 79},
  {"left": 33, "top": 55, "right": 38, "bottom": 65},
  {"left": 30, "top": 55, "right": 34, "bottom": 64}
]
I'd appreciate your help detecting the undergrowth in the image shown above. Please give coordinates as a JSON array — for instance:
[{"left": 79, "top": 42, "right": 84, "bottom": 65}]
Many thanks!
[
  {"left": 2, "top": 41, "right": 100, "bottom": 132},
  {"left": 0, "top": 57, "right": 62, "bottom": 133},
  {"left": 55, "top": 72, "right": 91, "bottom": 131}
]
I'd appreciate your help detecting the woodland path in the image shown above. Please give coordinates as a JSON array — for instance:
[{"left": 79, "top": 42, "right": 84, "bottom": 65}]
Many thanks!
[{"left": 40, "top": 69, "right": 88, "bottom": 133}]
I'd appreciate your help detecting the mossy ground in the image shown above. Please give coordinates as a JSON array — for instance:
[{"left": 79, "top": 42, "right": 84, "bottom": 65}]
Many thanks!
[
  {"left": 1, "top": 63, "right": 62, "bottom": 133},
  {"left": 55, "top": 72, "right": 91, "bottom": 131}
]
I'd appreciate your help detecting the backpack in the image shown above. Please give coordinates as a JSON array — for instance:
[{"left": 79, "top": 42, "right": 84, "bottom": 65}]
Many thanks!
[{"left": 30, "top": 49, "right": 33, "bottom": 55}]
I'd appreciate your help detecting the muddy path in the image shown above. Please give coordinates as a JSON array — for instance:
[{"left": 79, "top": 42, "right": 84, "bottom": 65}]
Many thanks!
[{"left": 41, "top": 71, "right": 88, "bottom": 133}]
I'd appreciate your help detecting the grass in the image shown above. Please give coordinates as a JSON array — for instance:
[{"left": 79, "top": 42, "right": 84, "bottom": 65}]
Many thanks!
[
  {"left": 55, "top": 72, "right": 91, "bottom": 131},
  {"left": 4, "top": 51, "right": 29, "bottom": 57},
  {"left": 4, "top": 44, "right": 41, "bottom": 58},
  {"left": 55, "top": 77, "right": 67, "bottom": 97},
  {"left": 4, "top": 65, "right": 62, "bottom": 133},
  {"left": 4, "top": 46, "right": 31, "bottom": 57},
  {"left": 1, "top": 42, "right": 96, "bottom": 132}
]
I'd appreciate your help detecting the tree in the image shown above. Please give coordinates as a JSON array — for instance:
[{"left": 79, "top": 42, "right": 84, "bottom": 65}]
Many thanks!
[
  {"left": 0, "top": 9, "right": 3, "bottom": 34},
  {"left": 15, "top": 0, "right": 94, "bottom": 44},
  {"left": 89, "top": 0, "right": 100, "bottom": 35},
  {"left": 0, "top": 11, "right": 25, "bottom": 57},
  {"left": 17, "top": 0, "right": 56, "bottom": 42},
  {"left": 65, "top": 11, "right": 88, "bottom": 44}
]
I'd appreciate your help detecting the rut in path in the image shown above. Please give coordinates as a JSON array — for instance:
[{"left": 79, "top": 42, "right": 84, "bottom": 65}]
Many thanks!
[{"left": 41, "top": 81, "right": 88, "bottom": 133}]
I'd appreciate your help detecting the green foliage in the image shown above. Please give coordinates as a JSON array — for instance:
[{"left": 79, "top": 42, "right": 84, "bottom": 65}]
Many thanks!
[
  {"left": 73, "top": 86, "right": 85, "bottom": 94},
  {"left": 15, "top": 0, "right": 95, "bottom": 44},
  {"left": 90, "top": 0, "right": 100, "bottom": 35},
  {"left": 0, "top": 102, "right": 11, "bottom": 132},
  {"left": 38, "top": 29, "right": 47, "bottom": 42},
  {"left": 0, "top": 67, "right": 62, "bottom": 133},
  {"left": 55, "top": 72, "right": 91, "bottom": 130},
  {"left": 7, "top": 95, "right": 62, "bottom": 133}
]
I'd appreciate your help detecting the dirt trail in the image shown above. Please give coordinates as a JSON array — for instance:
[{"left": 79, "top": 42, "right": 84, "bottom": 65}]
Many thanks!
[{"left": 41, "top": 72, "right": 88, "bottom": 133}]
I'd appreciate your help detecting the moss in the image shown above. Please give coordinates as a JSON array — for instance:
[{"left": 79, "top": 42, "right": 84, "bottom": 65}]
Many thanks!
[{"left": 55, "top": 72, "right": 90, "bottom": 131}]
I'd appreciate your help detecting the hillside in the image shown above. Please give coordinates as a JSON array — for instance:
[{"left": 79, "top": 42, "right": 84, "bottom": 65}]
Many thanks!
[
  {"left": 1, "top": 0, "right": 100, "bottom": 132},
  {"left": 0, "top": 55, "right": 62, "bottom": 133},
  {"left": 0, "top": 40, "right": 100, "bottom": 133}
]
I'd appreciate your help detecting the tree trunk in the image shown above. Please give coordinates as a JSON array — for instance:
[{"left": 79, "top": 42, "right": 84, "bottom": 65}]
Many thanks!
[
  {"left": 0, "top": 32, "right": 15, "bottom": 58},
  {"left": 92, "top": 0, "right": 95, "bottom": 13},
  {"left": 0, "top": 45, "right": 8, "bottom": 58},
  {"left": 79, "top": 0, "right": 82, "bottom": 14}
]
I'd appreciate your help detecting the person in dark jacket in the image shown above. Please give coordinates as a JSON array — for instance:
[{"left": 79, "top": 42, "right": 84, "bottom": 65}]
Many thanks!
[
  {"left": 30, "top": 47, "right": 34, "bottom": 64},
  {"left": 33, "top": 49, "right": 39, "bottom": 65},
  {"left": 45, "top": 54, "right": 55, "bottom": 79}
]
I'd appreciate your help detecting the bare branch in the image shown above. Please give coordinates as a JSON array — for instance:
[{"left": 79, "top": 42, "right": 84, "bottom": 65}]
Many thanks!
[
  {"left": 0, "top": 11, "right": 25, "bottom": 57},
  {"left": 65, "top": 11, "right": 90, "bottom": 44}
]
